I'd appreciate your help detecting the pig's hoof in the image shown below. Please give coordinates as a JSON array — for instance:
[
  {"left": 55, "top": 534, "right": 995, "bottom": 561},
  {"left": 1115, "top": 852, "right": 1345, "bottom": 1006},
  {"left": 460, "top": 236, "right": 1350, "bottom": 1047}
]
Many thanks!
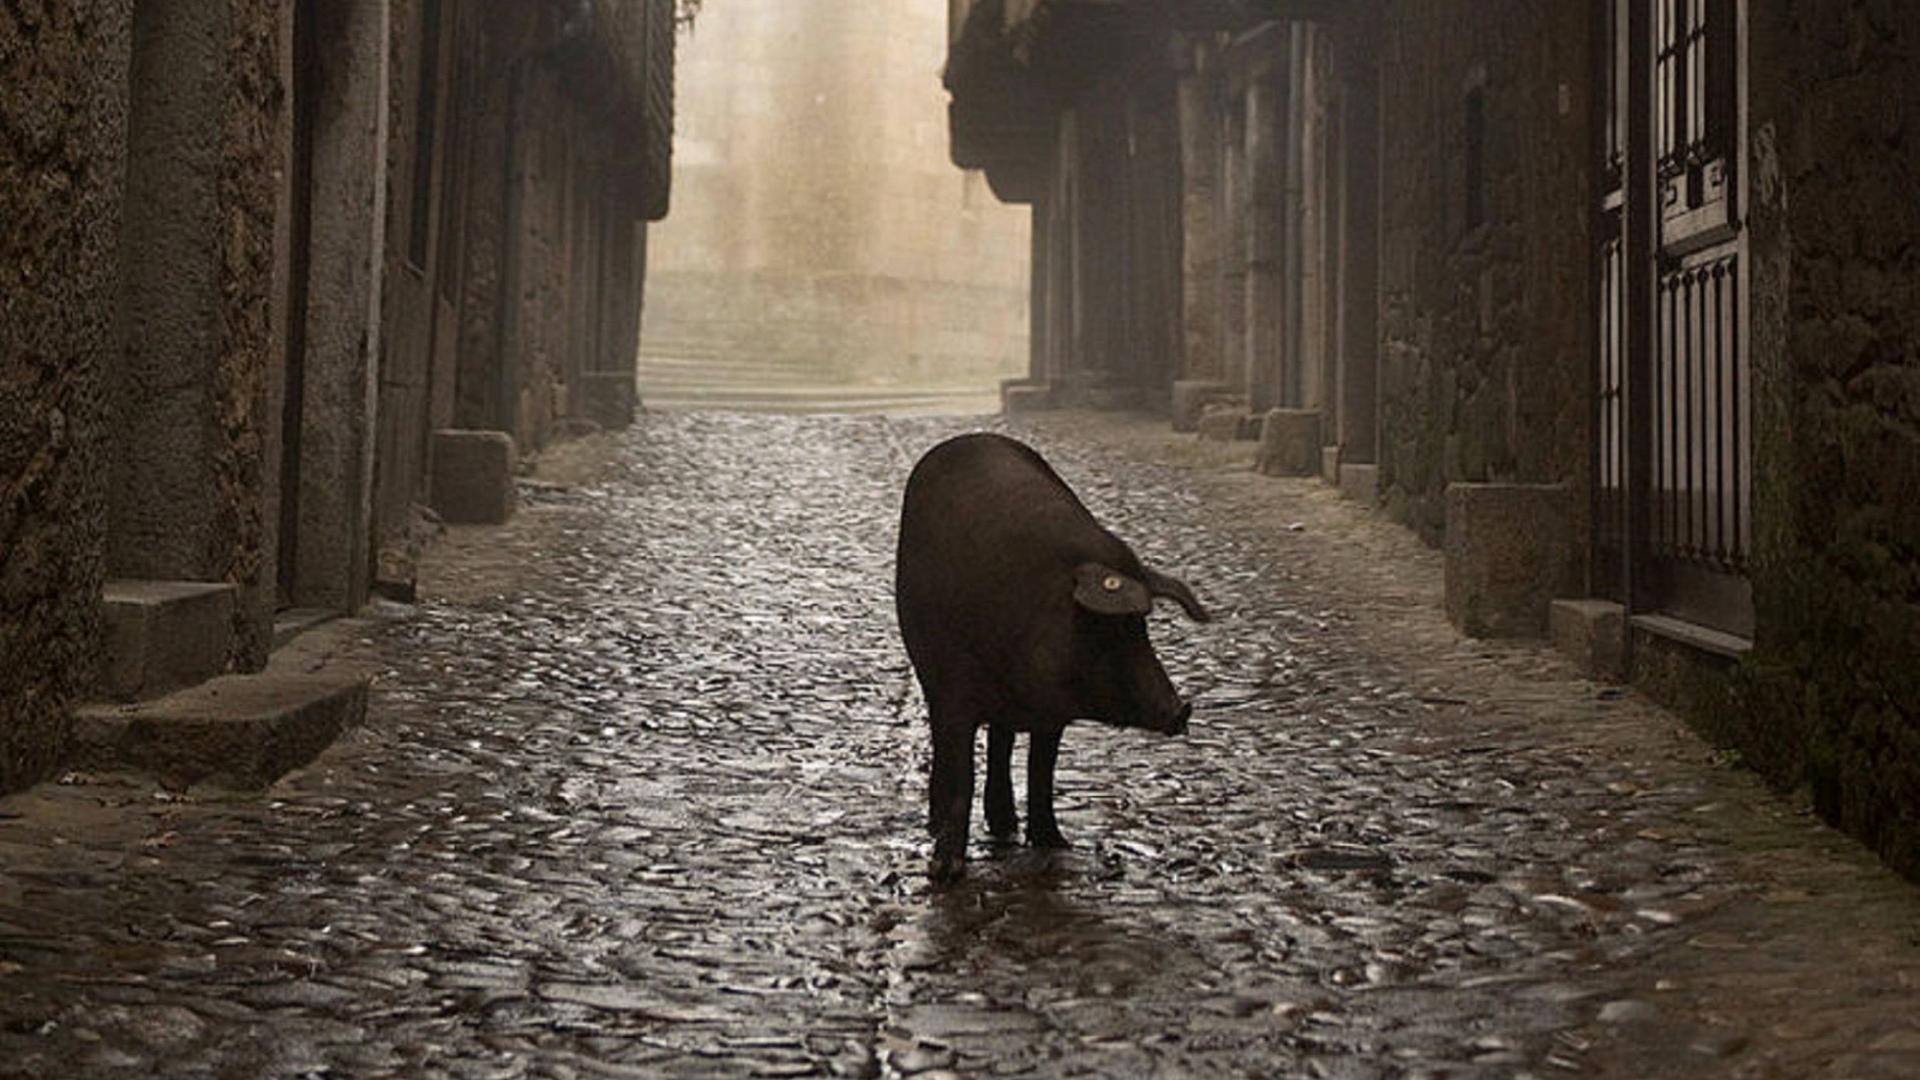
[
  {"left": 928, "top": 851, "right": 967, "bottom": 885},
  {"left": 986, "top": 813, "right": 1020, "bottom": 843},
  {"left": 1027, "top": 822, "right": 1069, "bottom": 850}
]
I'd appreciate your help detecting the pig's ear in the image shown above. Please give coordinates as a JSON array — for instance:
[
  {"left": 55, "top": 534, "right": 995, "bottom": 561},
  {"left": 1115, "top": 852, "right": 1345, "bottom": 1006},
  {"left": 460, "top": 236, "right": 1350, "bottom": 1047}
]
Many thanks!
[
  {"left": 1142, "top": 566, "right": 1212, "bottom": 623},
  {"left": 1072, "top": 562, "right": 1153, "bottom": 617}
]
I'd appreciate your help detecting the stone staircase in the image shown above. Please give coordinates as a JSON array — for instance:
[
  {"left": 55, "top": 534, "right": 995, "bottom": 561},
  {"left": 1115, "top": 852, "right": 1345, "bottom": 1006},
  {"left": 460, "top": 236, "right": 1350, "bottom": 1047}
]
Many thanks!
[{"left": 637, "top": 346, "right": 1002, "bottom": 416}]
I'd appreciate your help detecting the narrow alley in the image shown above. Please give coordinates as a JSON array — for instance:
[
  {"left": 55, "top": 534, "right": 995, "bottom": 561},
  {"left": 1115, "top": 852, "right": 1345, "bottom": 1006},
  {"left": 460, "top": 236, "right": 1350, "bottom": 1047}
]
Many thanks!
[{"left": 3, "top": 412, "right": 1915, "bottom": 1078}]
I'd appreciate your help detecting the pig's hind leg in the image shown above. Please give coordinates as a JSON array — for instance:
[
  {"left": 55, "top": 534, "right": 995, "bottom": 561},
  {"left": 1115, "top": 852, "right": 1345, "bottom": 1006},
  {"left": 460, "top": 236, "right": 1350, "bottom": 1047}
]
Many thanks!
[{"left": 984, "top": 724, "right": 1020, "bottom": 842}]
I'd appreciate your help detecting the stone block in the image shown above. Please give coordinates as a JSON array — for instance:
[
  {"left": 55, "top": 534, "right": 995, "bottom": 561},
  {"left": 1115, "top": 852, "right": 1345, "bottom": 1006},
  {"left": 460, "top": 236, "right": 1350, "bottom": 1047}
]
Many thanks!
[
  {"left": 1195, "top": 404, "right": 1254, "bottom": 443},
  {"left": 431, "top": 429, "right": 517, "bottom": 525},
  {"left": 1170, "top": 380, "right": 1239, "bottom": 432},
  {"left": 1001, "top": 379, "right": 1054, "bottom": 414},
  {"left": 1255, "top": 409, "right": 1323, "bottom": 476},
  {"left": 1551, "top": 599, "right": 1627, "bottom": 681},
  {"left": 1339, "top": 463, "right": 1380, "bottom": 506},
  {"left": 1444, "top": 482, "right": 1575, "bottom": 638},
  {"left": 1085, "top": 384, "right": 1147, "bottom": 412},
  {"left": 72, "top": 674, "right": 367, "bottom": 789},
  {"left": 1321, "top": 445, "right": 1342, "bottom": 485},
  {"left": 99, "top": 581, "right": 236, "bottom": 702},
  {"left": 577, "top": 371, "right": 637, "bottom": 428}
]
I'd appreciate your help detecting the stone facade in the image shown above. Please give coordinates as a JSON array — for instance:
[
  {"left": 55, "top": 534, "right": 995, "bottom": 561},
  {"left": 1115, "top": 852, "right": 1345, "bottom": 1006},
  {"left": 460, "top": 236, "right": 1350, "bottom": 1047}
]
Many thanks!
[
  {"left": 400, "top": 0, "right": 672, "bottom": 495},
  {"left": 1375, "top": 1, "right": 1592, "bottom": 552},
  {"left": 1721, "top": 0, "right": 1920, "bottom": 877},
  {"left": 0, "top": 1, "right": 676, "bottom": 796},
  {"left": 644, "top": 0, "right": 1030, "bottom": 388},
  {"left": 945, "top": 0, "right": 1920, "bottom": 880},
  {"left": 0, "top": 0, "right": 131, "bottom": 791}
]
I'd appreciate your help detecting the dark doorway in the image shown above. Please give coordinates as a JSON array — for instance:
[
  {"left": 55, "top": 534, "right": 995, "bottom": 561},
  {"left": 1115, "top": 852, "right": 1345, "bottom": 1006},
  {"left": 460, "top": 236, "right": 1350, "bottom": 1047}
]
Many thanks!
[{"left": 278, "top": 0, "right": 320, "bottom": 610}]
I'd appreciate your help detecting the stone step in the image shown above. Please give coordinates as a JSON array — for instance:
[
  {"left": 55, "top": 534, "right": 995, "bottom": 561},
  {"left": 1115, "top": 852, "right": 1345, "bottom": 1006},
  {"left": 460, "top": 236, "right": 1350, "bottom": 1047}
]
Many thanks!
[
  {"left": 637, "top": 352, "right": 800, "bottom": 372},
  {"left": 72, "top": 673, "right": 368, "bottom": 790},
  {"left": 637, "top": 365, "right": 845, "bottom": 387},
  {"left": 641, "top": 387, "right": 1000, "bottom": 415},
  {"left": 273, "top": 607, "right": 337, "bottom": 650},
  {"left": 99, "top": 580, "right": 237, "bottom": 702},
  {"left": 638, "top": 352, "right": 806, "bottom": 371}
]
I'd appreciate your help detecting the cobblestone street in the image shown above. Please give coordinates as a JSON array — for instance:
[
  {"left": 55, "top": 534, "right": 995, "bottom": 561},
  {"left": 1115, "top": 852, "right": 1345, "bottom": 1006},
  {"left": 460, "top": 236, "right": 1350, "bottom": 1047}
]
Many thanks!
[{"left": 3, "top": 411, "right": 1919, "bottom": 1078}]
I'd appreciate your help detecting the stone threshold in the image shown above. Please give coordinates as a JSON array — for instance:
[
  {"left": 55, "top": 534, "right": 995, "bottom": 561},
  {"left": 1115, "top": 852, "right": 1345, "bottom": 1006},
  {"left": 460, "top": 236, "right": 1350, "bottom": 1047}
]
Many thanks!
[
  {"left": 1630, "top": 613, "right": 1754, "bottom": 660},
  {"left": 72, "top": 675, "right": 366, "bottom": 790},
  {"left": 73, "top": 605, "right": 382, "bottom": 792}
]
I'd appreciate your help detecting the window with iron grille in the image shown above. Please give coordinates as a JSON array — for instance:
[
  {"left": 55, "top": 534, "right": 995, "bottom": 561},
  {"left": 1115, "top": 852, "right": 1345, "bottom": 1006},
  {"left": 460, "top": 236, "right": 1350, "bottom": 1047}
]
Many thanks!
[{"left": 1656, "top": 0, "right": 1736, "bottom": 241}]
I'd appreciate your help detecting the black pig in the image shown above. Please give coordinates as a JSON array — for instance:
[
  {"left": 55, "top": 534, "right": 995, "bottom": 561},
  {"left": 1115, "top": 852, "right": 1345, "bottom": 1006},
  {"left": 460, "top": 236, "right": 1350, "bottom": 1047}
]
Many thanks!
[{"left": 894, "top": 433, "right": 1210, "bottom": 883}]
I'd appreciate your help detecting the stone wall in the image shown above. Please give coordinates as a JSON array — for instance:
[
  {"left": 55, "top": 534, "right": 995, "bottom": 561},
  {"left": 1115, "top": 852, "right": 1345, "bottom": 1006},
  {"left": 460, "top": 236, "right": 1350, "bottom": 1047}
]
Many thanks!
[
  {"left": 0, "top": 0, "right": 132, "bottom": 790},
  {"left": 1710, "top": 0, "right": 1920, "bottom": 878},
  {"left": 217, "top": 0, "right": 287, "bottom": 663},
  {"left": 1375, "top": 0, "right": 1592, "bottom": 553}
]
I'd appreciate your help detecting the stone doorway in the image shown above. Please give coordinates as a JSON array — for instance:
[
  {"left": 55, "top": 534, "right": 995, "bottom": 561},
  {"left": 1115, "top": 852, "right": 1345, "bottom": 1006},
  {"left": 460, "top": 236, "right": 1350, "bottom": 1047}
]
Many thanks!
[{"left": 275, "top": 0, "right": 390, "bottom": 614}]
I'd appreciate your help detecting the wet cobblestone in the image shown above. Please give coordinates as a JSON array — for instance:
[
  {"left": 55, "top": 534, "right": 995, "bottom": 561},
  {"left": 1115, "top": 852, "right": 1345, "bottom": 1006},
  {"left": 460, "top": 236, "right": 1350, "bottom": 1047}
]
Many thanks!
[{"left": 2, "top": 410, "right": 1918, "bottom": 1078}]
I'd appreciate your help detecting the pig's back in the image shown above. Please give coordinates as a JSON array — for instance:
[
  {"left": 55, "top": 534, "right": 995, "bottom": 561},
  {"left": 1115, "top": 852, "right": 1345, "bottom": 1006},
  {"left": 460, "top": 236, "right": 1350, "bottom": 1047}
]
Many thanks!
[{"left": 894, "top": 434, "right": 1129, "bottom": 686}]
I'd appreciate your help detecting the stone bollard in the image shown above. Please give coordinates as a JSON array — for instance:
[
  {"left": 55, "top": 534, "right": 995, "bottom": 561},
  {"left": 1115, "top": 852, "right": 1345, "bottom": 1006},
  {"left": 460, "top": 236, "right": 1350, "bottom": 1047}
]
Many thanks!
[
  {"left": 431, "top": 429, "right": 518, "bottom": 525},
  {"left": 1254, "top": 408, "right": 1322, "bottom": 476},
  {"left": 1170, "top": 380, "right": 1239, "bottom": 433},
  {"left": 1444, "top": 482, "right": 1575, "bottom": 638},
  {"left": 1551, "top": 598, "right": 1627, "bottom": 680}
]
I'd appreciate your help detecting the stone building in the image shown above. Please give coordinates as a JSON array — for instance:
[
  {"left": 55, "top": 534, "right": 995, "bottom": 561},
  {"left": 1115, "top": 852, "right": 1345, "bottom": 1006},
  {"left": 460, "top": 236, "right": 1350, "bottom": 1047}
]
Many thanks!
[
  {"left": 642, "top": 0, "right": 1030, "bottom": 394},
  {"left": 947, "top": 0, "right": 1920, "bottom": 880},
  {"left": 0, "top": 0, "right": 676, "bottom": 793}
]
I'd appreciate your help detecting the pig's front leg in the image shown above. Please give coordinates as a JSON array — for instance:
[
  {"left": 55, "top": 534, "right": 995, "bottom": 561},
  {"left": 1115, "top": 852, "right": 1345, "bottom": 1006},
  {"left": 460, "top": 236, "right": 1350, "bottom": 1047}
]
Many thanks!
[
  {"left": 928, "top": 713, "right": 978, "bottom": 883},
  {"left": 984, "top": 724, "right": 1019, "bottom": 842},
  {"left": 1026, "top": 726, "right": 1068, "bottom": 849}
]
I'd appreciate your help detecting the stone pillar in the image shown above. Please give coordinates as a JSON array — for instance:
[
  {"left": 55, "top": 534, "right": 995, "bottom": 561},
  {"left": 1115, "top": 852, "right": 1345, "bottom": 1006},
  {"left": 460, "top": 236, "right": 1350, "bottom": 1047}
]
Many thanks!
[
  {"left": 1334, "top": 26, "right": 1380, "bottom": 466},
  {"left": 1072, "top": 95, "right": 1129, "bottom": 396},
  {"left": 1220, "top": 94, "right": 1250, "bottom": 400},
  {"left": 113, "top": 1, "right": 236, "bottom": 584},
  {"left": 1029, "top": 196, "right": 1050, "bottom": 384},
  {"left": 1245, "top": 71, "right": 1286, "bottom": 413},
  {"left": 1177, "top": 39, "right": 1224, "bottom": 383},
  {"left": 286, "top": 0, "right": 391, "bottom": 612},
  {"left": 1120, "top": 82, "right": 1182, "bottom": 401},
  {"left": 1005, "top": 195, "right": 1056, "bottom": 413},
  {"left": 1047, "top": 109, "right": 1081, "bottom": 393}
]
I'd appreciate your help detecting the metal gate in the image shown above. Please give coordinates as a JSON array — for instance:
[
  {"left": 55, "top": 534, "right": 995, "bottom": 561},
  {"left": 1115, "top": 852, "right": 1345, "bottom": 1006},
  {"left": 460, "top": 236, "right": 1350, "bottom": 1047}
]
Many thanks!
[{"left": 1596, "top": 0, "right": 1752, "bottom": 638}]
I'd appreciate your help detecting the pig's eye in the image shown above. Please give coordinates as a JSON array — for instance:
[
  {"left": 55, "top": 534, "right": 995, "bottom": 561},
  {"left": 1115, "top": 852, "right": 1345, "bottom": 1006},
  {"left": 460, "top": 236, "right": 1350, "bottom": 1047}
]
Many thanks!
[{"left": 1072, "top": 562, "right": 1152, "bottom": 616}]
